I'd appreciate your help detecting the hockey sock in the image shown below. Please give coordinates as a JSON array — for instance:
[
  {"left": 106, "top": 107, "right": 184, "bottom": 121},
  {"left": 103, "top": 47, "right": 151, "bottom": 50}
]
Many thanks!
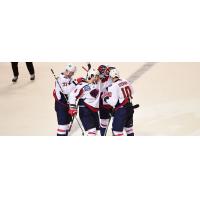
[
  {"left": 57, "top": 125, "right": 69, "bottom": 136},
  {"left": 113, "top": 131, "right": 124, "bottom": 136},
  {"left": 87, "top": 128, "right": 97, "bottom": 136},
  {"left": 100, "top": 119, "right": 110, "bottom": 136}
]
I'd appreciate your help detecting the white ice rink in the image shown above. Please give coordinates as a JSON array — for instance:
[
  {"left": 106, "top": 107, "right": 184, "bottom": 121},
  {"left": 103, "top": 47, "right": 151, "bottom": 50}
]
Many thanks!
[{"left": 0, "top": 62, "right": 200, "bottom": 136}]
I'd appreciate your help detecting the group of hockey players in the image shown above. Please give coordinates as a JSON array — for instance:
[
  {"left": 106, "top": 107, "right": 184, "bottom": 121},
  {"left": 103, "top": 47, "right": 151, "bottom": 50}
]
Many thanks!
[{"left": 53, "top": 63, "right": 138, "bottom": 136}]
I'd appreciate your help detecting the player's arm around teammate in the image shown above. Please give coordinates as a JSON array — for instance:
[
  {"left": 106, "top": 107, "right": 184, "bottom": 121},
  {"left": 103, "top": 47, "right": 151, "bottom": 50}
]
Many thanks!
[
  {"left": 68, "top": 69, "right": 101, "bottom": 136},
  {"left": 103, "top": 68, "right": 135, "bottom": 136}
]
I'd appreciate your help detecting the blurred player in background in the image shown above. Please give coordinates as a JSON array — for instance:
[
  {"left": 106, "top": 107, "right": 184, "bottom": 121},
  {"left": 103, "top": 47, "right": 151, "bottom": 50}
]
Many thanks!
[
  {"left": 11, "top": 62, "right": 35, "bottom": 82},
  {"left": 103, "top": 68, "right": 135, "bottom": 136},
  {"left": 53, "top": 64, "right": 77, "bottom": 136},
  {"left": 69, "top": 68, "right": 100, "bottom": 136}
]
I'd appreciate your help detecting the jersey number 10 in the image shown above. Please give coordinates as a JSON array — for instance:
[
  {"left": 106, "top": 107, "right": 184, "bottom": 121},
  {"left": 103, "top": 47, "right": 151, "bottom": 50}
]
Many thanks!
[{"left": 121, "top": 86, "right": 132, "bottom": 99}]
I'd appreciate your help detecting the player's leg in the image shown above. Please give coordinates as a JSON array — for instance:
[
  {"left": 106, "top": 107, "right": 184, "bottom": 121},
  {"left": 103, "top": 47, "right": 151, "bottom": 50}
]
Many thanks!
[
  {"left": 55, "top": 102, "right": 71, "bottom": 136},
  {"left": 124, "top": 106, "right": 134, "bottom": 136},
  {"left": 11, "top": 62, "right": 19, "bottom": 82},
  {"left": 99, "top": 107, "right": 111, "bottom": 136},
  {"left": 93, "top": 111, "right": 100, "bottom": 136},
  {"left": 112, "top": 108, "right": 126, "bottom": 136},
  {"left": 26, "top": 62, "right": 35, "bottom": 80},
  {"left": 79, "top": 107, "right": 97, "bottom": 136}
]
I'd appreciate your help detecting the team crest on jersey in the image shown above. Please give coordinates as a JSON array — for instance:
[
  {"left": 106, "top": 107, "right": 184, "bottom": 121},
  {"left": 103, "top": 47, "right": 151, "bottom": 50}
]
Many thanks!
[
  {"left": 83, "top": 85, "right": 91, "bottom": 91},
  {"left": 90, "top": 89, "right": 99, "bottom": 98}
]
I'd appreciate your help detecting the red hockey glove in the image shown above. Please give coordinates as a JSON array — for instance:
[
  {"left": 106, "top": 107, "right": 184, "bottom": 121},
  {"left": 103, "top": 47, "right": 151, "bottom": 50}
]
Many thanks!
[
  {"left": 68, "top": 108, "right": 77, "bottom": 116},
  {"left": 76, "top": 77, "right": 86, "bottom": 84},
  {"left": 68, "top": 104, "right": 77, "bottom": 116}
]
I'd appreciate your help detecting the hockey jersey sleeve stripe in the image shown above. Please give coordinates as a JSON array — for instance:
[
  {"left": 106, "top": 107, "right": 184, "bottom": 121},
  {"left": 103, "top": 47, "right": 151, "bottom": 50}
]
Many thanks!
[
  {"left": 53, "top": 89, "right": 58, "bottom": 101},
  {"left": 115, "top": 98, "right": 129, "bottom": 111},
  {"left": 57, "top": 129, "right": 66, "bottom": 133},
  {"left": 101, "top": 104, "right": 113, "bottom": 110}
]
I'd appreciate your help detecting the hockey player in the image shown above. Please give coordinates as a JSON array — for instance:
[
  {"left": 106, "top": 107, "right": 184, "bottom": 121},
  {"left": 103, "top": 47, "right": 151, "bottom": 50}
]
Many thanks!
[
  {"left": 53, "top": 64, "right": 77, "bottom": 136},
  {"left": 68, "top": 68, "right": 100, "bottom": 136},
  {"left": 98, "top": 65, "right": 115, "bottom": 136},
  {"left": 103, "top": 68, "right": 135, "bottom": 136}
]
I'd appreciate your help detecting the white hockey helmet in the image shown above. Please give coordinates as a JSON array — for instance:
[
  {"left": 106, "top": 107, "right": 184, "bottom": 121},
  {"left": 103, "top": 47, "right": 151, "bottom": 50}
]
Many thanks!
[
  {"left": 87, "top": 68, "right": 99, "bottom": 80},
  {"left": 109, "top": 68, "right": 120, "bottom": 78},
  {"left": 65, "top": 64, "right": 77, "bottom": 73}
]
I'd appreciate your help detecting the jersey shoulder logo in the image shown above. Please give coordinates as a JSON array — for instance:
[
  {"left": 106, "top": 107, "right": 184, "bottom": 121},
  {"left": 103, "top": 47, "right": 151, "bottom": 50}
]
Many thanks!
[{"left": 83, "top": 85, "right": 91, "bottom": 91}]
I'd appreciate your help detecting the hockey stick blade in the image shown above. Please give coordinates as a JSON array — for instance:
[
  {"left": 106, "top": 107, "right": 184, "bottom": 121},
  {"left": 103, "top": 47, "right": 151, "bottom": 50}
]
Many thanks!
[{"left": 133, "top": 104, "right": 140, "bottom": 109}]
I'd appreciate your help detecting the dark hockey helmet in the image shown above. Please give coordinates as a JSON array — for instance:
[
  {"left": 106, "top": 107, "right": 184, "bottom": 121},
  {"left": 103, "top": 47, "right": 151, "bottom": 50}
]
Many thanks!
[
  {"left": 98, "top": 65, "right": 107, "bottom": 74},
  {"left": 98, "top": 65, "right": 110, "bottom": 79}
]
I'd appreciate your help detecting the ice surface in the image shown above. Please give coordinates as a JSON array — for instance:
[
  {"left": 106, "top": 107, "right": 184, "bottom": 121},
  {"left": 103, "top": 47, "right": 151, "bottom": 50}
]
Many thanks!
[{"left": 0, "top": 62, "right": 200, "bottom": 136}]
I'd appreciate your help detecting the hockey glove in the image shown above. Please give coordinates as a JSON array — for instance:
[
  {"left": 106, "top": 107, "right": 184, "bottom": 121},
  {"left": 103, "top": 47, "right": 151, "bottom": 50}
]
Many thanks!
[
  {"left": 76, "top": 77, "right": 86, "bottom": 84},
  {"left": 68, "top": 104, "right": 78, "bottom": 116},
  {"left": 102, "top": 91, "right": 112, "bottom": 102}
]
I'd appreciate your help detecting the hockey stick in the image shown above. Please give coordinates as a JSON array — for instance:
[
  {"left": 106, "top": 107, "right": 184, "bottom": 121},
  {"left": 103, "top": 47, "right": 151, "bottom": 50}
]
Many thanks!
[
  {"left": 133, "top": 104, "right": 140, "bottom": 109},
  {"left": 68, "top": 116, "right": 75, "bottom": 132},
  {"left": 104, "top": 114, "right": 112, "bottom": 136},
  {"left": 51, "top": 68, "right": 76, "bottom": 134},
  {"left": 82, "top": 66, "right": 89, "bottom": 72},
  {"left": 75, "top": 116, "right": 85, "bottom": 136},
  {"left": 51, "top": 69, "right": 68, "bottom": 102},
  {"left": 82, "top": 62, "right": 91, "bottom": 72},
  {"left": 82, "top": 63, "right": 92, "bottom": 80}
]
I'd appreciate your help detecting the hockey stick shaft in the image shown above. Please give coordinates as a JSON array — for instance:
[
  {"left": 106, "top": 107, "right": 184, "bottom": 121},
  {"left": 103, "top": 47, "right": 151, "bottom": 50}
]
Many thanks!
[
  {"left": 51, "top": 68, "right": 68, "bottom": 102},
  {"left": 82, "top": 66, "right": 88, "bottom": 72},
  {"left": 75, "top": 116, "right": 85, "bottom": 136},
  {"left": 104, "top": 115, "right": 112, "bottom": 136},
  {"left": 68, "top": 116, "right": 75, "bottom": 132},
  {"left": 82, "top": 62, "right": 92, "bottom": 72},
  {"left": 82, "top": 63, "right": 92, "bottom": 79}
]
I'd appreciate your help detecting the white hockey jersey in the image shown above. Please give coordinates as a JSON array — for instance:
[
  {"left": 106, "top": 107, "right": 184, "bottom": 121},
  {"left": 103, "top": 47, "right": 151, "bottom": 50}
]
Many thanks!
[
  {"left": 100, "top": 77, "right": 113, "bottom": 106},
  {"left": 106, "top": 78, "right": 133, "bottom": 108},
  {"left": 69, "top": 82, "right": 101, "bottom": 110},
  {"left": 100, "top": 77, "right": 112, "bottom": 92},
  {"left": 54, "top": 73, "right": 76, "bottom": 101}
]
